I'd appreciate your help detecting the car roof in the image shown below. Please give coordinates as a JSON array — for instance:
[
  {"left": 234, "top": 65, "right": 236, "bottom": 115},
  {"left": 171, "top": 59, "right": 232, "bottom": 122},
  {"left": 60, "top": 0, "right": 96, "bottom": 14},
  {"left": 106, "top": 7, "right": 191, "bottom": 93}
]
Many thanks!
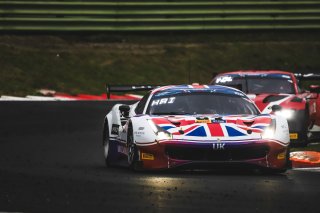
[
  {"left": 212, "top": 71, "right": 295, "bottom": 84},
  {"left": 216, "top": 70, "right": 293, "bottom": 77},
  {"left": 151, "top": 84, "right": 247, "bottom": 98}
]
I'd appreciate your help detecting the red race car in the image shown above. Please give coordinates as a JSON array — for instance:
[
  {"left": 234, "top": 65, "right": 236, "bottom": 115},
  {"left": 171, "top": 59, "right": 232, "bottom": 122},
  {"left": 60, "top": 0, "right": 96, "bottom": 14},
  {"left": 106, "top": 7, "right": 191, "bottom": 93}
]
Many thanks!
[{"left": 210, "top": 71, "right": 320, "bottom": 146}]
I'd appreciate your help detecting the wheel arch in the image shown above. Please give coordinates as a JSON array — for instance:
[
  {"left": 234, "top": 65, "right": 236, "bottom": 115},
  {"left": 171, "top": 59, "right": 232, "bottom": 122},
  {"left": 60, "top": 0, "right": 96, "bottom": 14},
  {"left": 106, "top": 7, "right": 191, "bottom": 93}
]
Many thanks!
[
  {"left": 129, "top": 116, "right": 157, "bottom": 144},
  {"left": 103, "top": 104, "right": 124, "bottom": 141}
]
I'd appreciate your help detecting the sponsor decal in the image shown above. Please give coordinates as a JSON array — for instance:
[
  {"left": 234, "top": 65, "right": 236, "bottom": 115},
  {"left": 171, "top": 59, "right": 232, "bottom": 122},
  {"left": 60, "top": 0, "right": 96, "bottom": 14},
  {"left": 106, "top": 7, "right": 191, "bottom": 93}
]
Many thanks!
[
  {"left": 211, "top": 119, "right": 226, "bottom": 123},
  {"left": 111, "top": 124, "right": 119, "bottom": 135},
  {"left": 216, "top": 76, "right": 233, "bottom": 83},
  {"left": 213, "top": 143, "right": 225, "bottom": 150},
  {"left": 141, "top": 153, "right": 154, "bottom": 160},
  {"left": 134, "top": 131, "right": 145, "bottom": 137},
  {"left": 277, "top": 152, "right": 286, "bottom": 160},
  {"left": 151, "top": 97, "right": 176, "bottom": 106},
  {"left": 290, "top": 133, "right": 298, "bottom": 139},
  {"left": 195, "top": 119, "right": 211, "bottom": 123},
  {"left": 196, "top": 116, "right": 211, "bottom": 123}
]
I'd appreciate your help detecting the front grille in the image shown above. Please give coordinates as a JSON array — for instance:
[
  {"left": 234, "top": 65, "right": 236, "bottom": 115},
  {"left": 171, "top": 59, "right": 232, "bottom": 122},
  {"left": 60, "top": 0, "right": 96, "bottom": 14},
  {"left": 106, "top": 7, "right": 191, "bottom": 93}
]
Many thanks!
[{"left": 165, "top": 145, "right": 269, "bottom": 161}]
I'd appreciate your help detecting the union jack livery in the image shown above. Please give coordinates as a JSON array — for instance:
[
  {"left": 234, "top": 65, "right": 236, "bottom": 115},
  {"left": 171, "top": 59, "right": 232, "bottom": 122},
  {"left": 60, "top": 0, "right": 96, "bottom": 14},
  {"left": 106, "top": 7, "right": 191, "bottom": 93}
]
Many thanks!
[
  {"left": 103, "top": 85, "right": 290, "bottom": 172},
  {"left": 211, "top": 71, "right": 320, "bottom": 146}
]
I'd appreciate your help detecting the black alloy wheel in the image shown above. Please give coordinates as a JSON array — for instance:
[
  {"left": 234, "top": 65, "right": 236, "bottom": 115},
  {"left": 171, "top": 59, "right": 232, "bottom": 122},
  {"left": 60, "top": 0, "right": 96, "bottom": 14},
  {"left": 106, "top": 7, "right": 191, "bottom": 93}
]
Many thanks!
[{"left": 127, "top": 124, "right": 139, "bottom": 170}]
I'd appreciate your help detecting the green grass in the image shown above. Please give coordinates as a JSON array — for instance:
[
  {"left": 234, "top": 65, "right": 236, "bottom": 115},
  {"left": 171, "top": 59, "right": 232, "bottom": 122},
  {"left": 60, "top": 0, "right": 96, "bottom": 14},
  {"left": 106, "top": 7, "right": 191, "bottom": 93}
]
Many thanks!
[
  {"left": 1, "top": 32, "right": 320, "bottom": 96},
  {"left": 291, "top": 143, "right": 320, "bottom": 152}
]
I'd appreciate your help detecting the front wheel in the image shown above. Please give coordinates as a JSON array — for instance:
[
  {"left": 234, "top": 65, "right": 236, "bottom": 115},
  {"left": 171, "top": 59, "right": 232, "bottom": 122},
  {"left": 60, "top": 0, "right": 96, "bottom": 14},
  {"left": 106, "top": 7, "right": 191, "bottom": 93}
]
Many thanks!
[
  {"left": 288, "top": 108, "right": 310, "bottom": 147},
  {"left": 262, "top": 148, "right": 291, "bottom": 174},
  {"left": 297, "top": 109, "right": 310, "bottom": 147},
  {"left": 127, "top": 124, "right": 140, "bottom": 171}
]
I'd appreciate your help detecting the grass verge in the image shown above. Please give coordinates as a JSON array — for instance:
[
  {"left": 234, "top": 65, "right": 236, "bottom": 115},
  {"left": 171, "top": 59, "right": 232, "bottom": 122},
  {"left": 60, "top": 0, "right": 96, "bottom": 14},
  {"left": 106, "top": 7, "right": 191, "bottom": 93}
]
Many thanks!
[
  {"left": 291, "top": 143, "right": 320, "bottom": 152},
  {"left": 1, "top": 31, "right": 320, "bottom": 96}
]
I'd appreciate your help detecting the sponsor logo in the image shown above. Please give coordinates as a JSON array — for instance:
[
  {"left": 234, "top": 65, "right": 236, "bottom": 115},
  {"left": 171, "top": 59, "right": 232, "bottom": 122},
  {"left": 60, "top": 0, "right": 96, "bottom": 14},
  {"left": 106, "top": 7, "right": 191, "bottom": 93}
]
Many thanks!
[
  {"left": 216, "top": 76, "right": 232, "bottom": 83},
  {"left": 277, "top": 152, "right": 286, "bottom": 160},
  {"left": 196, "top": 117, "right": 211, "bottom": 123},
  {"left": 141, "top": 153, "right": 154, "bottom": 160},
  {"left": 212, "top": 119, "right": 226, "bottom": 123},
  {"left": 151, "top": 97, "right": 176, "bottom": 106},
  {"left": 134, "top": 131, "right": 145, "bottom": 137},
  {"left": 111, "top": 124, "right": 119, "bottom": 135},
  {"left": 290, "top": 133, "right": 298, "bottom": 139},
  {"left": 195, "top": 119, "right": 211, "bottom": 123}
]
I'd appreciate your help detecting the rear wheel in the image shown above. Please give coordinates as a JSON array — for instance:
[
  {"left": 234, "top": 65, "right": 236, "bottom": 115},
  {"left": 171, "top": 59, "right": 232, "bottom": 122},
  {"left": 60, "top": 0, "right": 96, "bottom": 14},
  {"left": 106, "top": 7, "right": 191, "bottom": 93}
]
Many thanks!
[{"left": 103, "top": 121, "right": 111, "bottom": 167}]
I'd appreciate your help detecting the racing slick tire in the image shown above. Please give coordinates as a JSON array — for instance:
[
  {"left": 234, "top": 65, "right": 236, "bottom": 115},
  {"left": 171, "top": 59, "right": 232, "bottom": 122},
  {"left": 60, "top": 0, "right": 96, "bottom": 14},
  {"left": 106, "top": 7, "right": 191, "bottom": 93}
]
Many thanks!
[
  {"left": 286, "top": 146, "right": 292, "bottom": 169},
  {"left": 296, "top": 108, "right": 309, "bottom": 147},
  {"left": 127, "top": 123, "right": 141, "bottom": 171},
  {"left": 300, "top": 108, "right": 310, "bottom": 147},
  {"left": 288, "top": 107, "right": 309, "bottom": 147},
  {"left": 103, "top": 120, "right": 111, "bottom": 167}
]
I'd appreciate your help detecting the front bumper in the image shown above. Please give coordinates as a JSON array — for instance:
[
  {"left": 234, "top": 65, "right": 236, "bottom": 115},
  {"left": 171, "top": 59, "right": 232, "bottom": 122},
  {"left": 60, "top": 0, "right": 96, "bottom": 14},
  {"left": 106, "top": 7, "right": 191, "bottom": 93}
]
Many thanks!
[{"left": 137, "top": 139, "right": 288, "bottom": 170}]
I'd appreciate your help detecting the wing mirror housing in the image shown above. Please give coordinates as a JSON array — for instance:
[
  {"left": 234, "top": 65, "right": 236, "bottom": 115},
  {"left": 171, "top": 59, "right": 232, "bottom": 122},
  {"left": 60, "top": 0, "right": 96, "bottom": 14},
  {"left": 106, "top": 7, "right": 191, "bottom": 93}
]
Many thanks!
[
  {"left": 119, "top": 105, "right": 130, "bottom": 118},
  {"left": 309, "top": 85, "right": 320, "bottom": 93}
]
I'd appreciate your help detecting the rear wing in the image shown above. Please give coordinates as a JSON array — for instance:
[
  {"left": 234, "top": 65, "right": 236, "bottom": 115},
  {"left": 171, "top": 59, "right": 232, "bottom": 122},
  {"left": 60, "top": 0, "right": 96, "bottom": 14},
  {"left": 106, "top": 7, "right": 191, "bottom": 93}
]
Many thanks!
[
  {"left": 294, "top": 73, "right": 320, "bottom": 81},
  {"left": 106, "top": 84, "right": 161, "bottom": 99}
]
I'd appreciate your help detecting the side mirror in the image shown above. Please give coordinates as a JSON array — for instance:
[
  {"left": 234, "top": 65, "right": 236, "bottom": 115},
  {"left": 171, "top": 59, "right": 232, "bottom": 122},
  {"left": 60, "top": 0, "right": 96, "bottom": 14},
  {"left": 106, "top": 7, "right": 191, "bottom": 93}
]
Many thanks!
[
  {"left": 271, "top": 105, "right": 282, "bottom": 112},
  {"left": 309, "top": 85, "right": 320, "bottom": 93},
  {"left": 119, "top": 105, "right": 130, "bottom": 117}
]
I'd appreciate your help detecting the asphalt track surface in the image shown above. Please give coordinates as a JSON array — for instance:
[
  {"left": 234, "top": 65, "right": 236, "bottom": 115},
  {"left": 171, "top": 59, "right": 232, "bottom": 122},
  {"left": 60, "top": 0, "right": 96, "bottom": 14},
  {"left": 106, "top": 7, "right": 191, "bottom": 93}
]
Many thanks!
[{"left": 0, "top": 101, "right": 320, "bottom": 213}]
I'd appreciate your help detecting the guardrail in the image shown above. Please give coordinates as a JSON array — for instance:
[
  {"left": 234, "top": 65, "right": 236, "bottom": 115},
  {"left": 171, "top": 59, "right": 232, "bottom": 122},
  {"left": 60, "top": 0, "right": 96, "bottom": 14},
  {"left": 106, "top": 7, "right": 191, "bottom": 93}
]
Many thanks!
[{"left": 1, "top": 0, "right": 320, "bottom": 31}]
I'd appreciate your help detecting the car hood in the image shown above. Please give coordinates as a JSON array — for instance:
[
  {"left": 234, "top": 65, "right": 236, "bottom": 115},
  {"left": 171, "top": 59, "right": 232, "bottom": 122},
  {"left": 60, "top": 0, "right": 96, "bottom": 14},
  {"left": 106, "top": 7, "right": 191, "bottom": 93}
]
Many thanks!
[
  {"left": 150, "top": 114, "right": 273, "bottom": 141},
  {"left": 247, "top": 93, "right": 304, "bottom": 113}
]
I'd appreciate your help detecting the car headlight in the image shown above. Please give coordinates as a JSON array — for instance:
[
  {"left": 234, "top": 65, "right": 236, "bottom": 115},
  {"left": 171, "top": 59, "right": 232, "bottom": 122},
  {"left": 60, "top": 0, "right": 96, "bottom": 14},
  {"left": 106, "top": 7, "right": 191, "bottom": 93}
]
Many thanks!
[
  {"left": 262, "top": 127, "right": 275, "bottom": 139},
  {"left": 275, "top": 109, "right": 294, "bottom": 119},
  {"left": 147, "top": 120, "right": 173, "bottom": 140},
  {"left": 262, "top": 119, "right": 276, "bottom": 139}
]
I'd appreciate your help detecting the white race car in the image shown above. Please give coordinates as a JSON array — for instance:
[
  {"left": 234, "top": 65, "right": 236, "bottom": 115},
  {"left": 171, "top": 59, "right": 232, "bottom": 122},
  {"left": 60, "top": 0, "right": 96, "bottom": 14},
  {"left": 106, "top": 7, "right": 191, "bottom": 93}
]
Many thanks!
[{"left": 103, "top": 84, "right": 290, "bottom": 172}]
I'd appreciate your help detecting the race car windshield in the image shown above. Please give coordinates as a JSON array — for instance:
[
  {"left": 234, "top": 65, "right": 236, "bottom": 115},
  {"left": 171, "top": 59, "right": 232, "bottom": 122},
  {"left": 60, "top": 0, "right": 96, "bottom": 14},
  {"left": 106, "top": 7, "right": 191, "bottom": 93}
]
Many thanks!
[
  {"left": 247, "top": 78, "right": 294, "bottom": 94},
  {"left": 215, "top": 76, "right": 295, "bottom": 94},
  {"left": 147, "top": 92, "right": 259, "bottom": 115}
]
